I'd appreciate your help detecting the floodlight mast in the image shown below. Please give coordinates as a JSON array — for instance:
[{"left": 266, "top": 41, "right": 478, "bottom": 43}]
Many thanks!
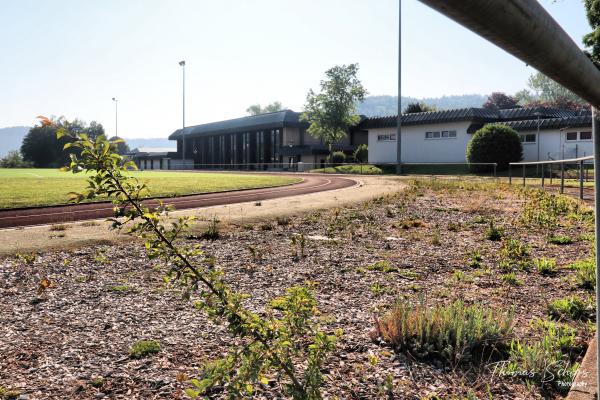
[{"left": 417, "top": 0, "right": 600, "bottom": 392}]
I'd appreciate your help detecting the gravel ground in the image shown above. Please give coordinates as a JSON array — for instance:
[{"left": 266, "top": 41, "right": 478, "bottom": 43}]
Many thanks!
[{"left": 0, "top": 180, "right": 595, "bottom": 399}]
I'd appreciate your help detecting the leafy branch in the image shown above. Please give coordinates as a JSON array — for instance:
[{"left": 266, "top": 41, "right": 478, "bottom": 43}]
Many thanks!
[{"left": 41, "top": 116, "right": 338, "bottom": 399}]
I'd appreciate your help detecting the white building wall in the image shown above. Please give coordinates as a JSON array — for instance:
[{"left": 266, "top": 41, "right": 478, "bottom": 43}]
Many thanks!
[
  {"left": 518, "top": 128, "right": 593, "bottom": 161},
  {"left": 368, "top": 121, "right": 472, "bottom": 164}
]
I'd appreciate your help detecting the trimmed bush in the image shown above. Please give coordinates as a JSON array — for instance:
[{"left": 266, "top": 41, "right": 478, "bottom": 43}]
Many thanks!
[
  {"left": 466, "top": 124, "right": 522, "bottom": 171},
  {"left": 353, "top": 144, "right": 368, "bottom": 163},
  {"left": 329, "top": 151, "right": 346, "bottom": 166}
]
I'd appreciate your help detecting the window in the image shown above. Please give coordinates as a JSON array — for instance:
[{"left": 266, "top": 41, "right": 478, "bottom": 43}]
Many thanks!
[
  {"left": 520, "top": 134, "right": 536, "bottom": 143},
  {"left": 566, "top": 132, "right": 578, "bottom": 141},
  {"left": 580, "top": 131, "right": 592, "bottom": 140},
  {"left": 377, "top": 134, "right": 396, "bottom": 141},
  {"left": 425, "top": 131, "right": 456, "bottom": 140}
]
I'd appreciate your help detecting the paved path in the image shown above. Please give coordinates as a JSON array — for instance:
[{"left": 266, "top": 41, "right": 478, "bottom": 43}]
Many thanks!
[{"left": 0, "top": 174, "right": 357, "bottom": 229}]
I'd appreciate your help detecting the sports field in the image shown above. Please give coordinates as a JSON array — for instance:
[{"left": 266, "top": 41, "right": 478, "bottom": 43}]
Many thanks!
[{"left": 0, "top": 169, "right": 301, "bottom": 209}]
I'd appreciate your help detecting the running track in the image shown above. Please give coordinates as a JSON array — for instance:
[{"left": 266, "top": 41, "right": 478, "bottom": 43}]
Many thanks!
[{"left": 0, "top": 174, "right": 357, "bottom": 229}]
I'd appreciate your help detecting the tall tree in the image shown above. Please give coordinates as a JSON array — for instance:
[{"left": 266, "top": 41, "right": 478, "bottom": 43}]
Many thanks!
[
  {"left": 300, "top": 64, "right": 367, "bottom": 155},
  {"left": 403, "top": 102, "right": 436, "bottom": 114},
  {"left": 108, "top": 136, "right": 131, "bottom": 155},
  {"left": 584, "top": 0, "right": 600, "bottom": 67},
  {"left": 246, "top": 101, "right": 284, "bottom": 115},
  {"left": 482, "top": 92, "right": 520, "bottom": 110},
  {"left": 516, "top": 72, "right": 587, "bottom": 109},
  {"left": 21, "top": 117, "right": 105, "bottom": 167},
  {"left": 0, "top": 150, "right": 31, "bottom": 168}
]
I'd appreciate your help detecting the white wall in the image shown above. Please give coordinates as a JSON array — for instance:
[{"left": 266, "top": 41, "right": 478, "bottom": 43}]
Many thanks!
[
  {"left": 519, "top": 128, "right": 593, "bottom": 161},
  {"left": 368, "top": 121, "right": 472, "bottom": 164}
]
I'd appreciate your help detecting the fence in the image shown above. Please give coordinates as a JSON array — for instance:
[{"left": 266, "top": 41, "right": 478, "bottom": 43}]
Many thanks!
[
  {"left": 508, "top": 155, "right": 594, "bottom": 199},
  {"left": 151, "top": 161, "right": 499, "bottom": 177}
]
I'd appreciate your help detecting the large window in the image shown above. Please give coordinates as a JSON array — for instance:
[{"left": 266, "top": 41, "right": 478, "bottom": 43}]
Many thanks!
[
  {"left": 425, "top": 131, "right": 456, "bottom": 140},
  {"left": 377, "top": 134, "right": 396, "bottom": 141},
  {"left": 519, "top": 133, "right": 536, "bottom": 143}
]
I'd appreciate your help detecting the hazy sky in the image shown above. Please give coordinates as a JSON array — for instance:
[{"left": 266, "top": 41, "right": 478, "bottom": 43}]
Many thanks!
[{"left": 0, "top": 0, "right": 590, "bottom": 138}]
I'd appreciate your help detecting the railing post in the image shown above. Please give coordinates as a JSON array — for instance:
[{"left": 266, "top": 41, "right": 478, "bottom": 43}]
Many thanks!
[
  {"left": 579, "top": 159, "right": 584, "bottom": 200},
  {"left": 541, "top": 163, "right": 545, "bottom": 188},
  {"left": 508, "top": 164, "right": 512, "bottom": 185},
  {"left": 493, "top": 163, "right": 497, "bottom": 179},
  {"left": 549, "top": 163, "right": 553, "bottom": 185},
  {"left": 522, "top": 164, "right": 526, "bottom": 187},
  {"left": 560, "top": 162, "right": 565, "bottom": 194}
]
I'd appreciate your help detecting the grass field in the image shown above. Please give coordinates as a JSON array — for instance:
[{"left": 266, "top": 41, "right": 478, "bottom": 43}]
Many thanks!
[{"left": 0, "top": 169, "right": 301, "bottom": 209}]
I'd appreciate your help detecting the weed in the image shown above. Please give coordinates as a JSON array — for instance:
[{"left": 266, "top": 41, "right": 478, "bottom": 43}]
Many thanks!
[
  {"left": 374, "top": 299, "right": 513, "bottom": 365},
  {"left": 467, "top": 250, "right": 483, "bottom": 268},
  {"left": 370, "top": 283, "right": 389, "bottom": 296},
  {"left": 367, "top": 260, "right": 398, "bottom": 273},
  {"left": 81, "top": 220, "right": 100, "bottom": 227},
  {"left": 15, "top": 252, "right": 36, "bottom": 264},
  {"left": 452, "top": 270, "right": 473, "bottom": 283},
  {"left": 290, "top": 233, "right": 307, "bottom": 258},
  {"left": 501, "top": 272, "right": 523, "bottom": 286},
  {"left": 569, "top": 258, "right": 596, "bottom": 289},
  {"left": 548, "top": 235, "right": 573, "bottom": 245},
  {"left": 0, "top": 386, "right": 21, "bottom": 399},
  {"left": 447, "top": 222, "right": 461, "bottom": 232},
  {"left": 548, "top": 296, "right": 592, "bottom": 321},
  {"left": 485, "top": 221, "right": 502, "bottom": 241},
  {"left": 534, "top": 258, "right": 557, "bottom": 276},
  {"left": 108, "top": 284, "right": 132, "bottom": 292},
  {"left": 518, "top": 189, "right": 574, "bottom": 229},
  {"left": 398, "top": 270, "right": 420, "bottom": 280},
  {"left": 49, "top": 224, "right": 69, "bottom": 231},
  {"left": 255, "top": 201, "right": 262, "bottom": 206},
  {"left": 247, "top": 245, "right": 263, "bottom": 263},
  {"left": 398, "top": 218, "right": 425, "bottom": 229},
  {"left": 89, "top": 377, "right": 105, "bottom": 388},
  {"left": 259, "top": 222, "right": 274, "bottom": 231},
  {"left": 499, "top": 238, "right": 531, "bottom": 271},
  {"left": 276, "top": 216, "right": 291, "bottom": 226},
  {"left": 430, "top": 230, "right": 441, "bottom": 246},
  {"left": 201, "top": 216, "right": 220, "bottom": 240},
  {"left": 93, "top": 250, "right": 109, "bottom": 265},
  {"left": 129, "top": 340, "right": 161, "bottom": 358},
  {"left": 471, "top": 215, "right": 488, "bottom": 224}
]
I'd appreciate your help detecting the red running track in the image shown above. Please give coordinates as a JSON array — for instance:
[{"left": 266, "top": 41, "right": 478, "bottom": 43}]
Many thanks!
[{"left": 0, "top": 174, "right": 357, "bottom": 229}]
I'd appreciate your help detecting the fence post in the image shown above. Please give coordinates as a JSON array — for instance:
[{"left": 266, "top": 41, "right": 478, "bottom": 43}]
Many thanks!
[
  {"left": 549, "top": 163, "right": 553, "bottom": 185},
  {"left": 508, "top": 164, "right": 512, "bottom": 185},
  {"left": 522, "top": 164, "right": 526, "bottom": 186},
  {"left": 493, "top": 163, "right": 497, "bottom": 179},
  {"left": 541, "top": 164, "right": 545, "bottom": 188},
  {"left": 579, "top": 159, "right": 584, "bottom": 200},
  {"left": 560, "top": 162, "right": 565, "bottom": 194}
]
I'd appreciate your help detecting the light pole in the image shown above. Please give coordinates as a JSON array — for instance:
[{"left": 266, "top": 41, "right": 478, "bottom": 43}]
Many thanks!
[
  {"left": 111, "top": 97, "right": 118, "bottom": 137},
  {"left": 179, "top": 60, "right": 186, "bottom": 167},
  {"left": 396, "top": 0, "right": 402, "bottom": 174}
]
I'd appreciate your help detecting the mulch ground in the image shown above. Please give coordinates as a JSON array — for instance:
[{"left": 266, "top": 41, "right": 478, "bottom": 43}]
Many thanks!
[{"left": 0, "top": 179, "right": 595, "bottom": 399}]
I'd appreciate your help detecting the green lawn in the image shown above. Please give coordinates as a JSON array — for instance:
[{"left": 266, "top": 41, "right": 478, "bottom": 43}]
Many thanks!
[{"left": 0, "top": 169, "right": 301, "bottom": 209}]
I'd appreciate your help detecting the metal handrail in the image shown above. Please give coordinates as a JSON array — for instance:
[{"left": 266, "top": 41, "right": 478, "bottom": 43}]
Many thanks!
[{"left": 509, "top": 156, "right": 593, "bottom": 166}]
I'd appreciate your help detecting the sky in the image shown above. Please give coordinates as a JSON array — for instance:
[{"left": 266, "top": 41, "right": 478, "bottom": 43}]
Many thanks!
[{"left": 0, "top": 0, "right": 591, "bottom": 138}]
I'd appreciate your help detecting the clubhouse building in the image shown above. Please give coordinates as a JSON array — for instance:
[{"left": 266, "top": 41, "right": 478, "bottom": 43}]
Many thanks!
[{"left": 132, "top": 107, "right": 594, "bottom": 170}]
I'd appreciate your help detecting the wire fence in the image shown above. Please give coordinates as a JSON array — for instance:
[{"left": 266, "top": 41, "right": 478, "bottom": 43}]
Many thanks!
[
  {"left": 508, "top": 156, "right": 595, "bottom": 199},
  {"left": 143, "top": 162, "right": 499, "bottom": 177}
]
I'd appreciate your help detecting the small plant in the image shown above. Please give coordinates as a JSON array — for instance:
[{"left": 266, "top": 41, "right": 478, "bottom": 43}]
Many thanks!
[
  {"left": 255, "top": 201, "right": 262, "bottom": 206},
  {"left": 290, "top": 233, "right": 307, "bottom": 258},
  {"left": 447, "top": 222, "right": 461, "bottom": 232},
  {"left": 93, "top": 250, "right": 109, "bottom": 265},
  {"left": 398, "top": 218, "right": 425, "bottom": 229},
  {"left": 499, "top": 238, "right": 531, "bottom": 271},
  {"left": 0, "top": 386, "right": 21, "bottom": 399},
  {"left": 501, "top": 272, "right": 523, "bottom": 286},
  {"left": 370, "top": 282, "right": 386, "bottom": 296},
  {"left": 201, "top": 216, "right": 220, "bottom": 240},
  {"left": 430, "top": 231, "right": 441, "bottom": 246},
  {"left": 260, "top": 222, "right": 274, "bottom": 231},
  {"left": 108, "top": 284, "right": 132, "bottom": 292},
  {"left": 129, "top": 340, "right": 161, "bottom": 358},
  {"left": 374, "top": 299, "right": 513, "bottom": 365},
  {"left": 548, "top": 235, "right": 573, "bottom": 245},
  {"left": 467, "top": 250, "right": 483, "bottom": 268},
  {"left": 247, "top": 245, "right": 263, "bottom": 263},
  {"left": 276, "top": 216, "right": 291, "bottom": 226},
  {"left": 548, "top": 296, "right": 591, "bottom": 321},
  {"left": 519, "top": 189, "right": 575, "bottom": 229},
  {"left": 89, "top": 377, "right": 105, "bottom": 388},
  {"left": 15, "top": 252, "right": 36, "bottom": 264},
  {"left": 534, "top": 258, "right": 557, "bottom": 276},
  {"left": 569, "top": 258, "right": 596, "bottom": 289},
  {"left": 485, "top": 221, "right": 502, "bottom": 241},
  {"left": 452, "top": 270, "right": 472, "bottom": 283},
  {"left": 471, "top": 215, "right": 488, "bottom": 224},
  {"left": 81, "top": 220, "right": 100, "bottom": 227},
  {"left": 49, "top": 224, "right": 69, "bottom": 231},
  {"left": 367, "top": 260, "right": 398, "bottom": 273}
]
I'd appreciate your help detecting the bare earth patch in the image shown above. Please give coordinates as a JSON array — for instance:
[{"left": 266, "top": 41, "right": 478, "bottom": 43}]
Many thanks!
[{"left": 0, "top": 179, "right": 595, "bottom": 399}]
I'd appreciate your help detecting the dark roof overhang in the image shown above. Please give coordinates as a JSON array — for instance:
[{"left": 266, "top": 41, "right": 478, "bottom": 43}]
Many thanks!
[{"left": 494, "top": 115, "right": 592, "bottom": 131}]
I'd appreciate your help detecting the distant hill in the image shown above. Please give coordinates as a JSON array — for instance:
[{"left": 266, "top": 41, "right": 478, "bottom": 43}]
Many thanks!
[
  {"left": 124, "top": 138, "right": 174, "bottom": 150},
  {"left": 356, "top": 94, "right": 488, "bottom": 116},
  {"left": 0, "top": 126, "right": 30, "bottom": 157}
]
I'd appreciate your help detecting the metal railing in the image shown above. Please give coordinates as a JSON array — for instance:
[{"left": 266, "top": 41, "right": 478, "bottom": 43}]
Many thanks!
[{"left": 508, "top": 155, "right": 594, "bottom": 199}]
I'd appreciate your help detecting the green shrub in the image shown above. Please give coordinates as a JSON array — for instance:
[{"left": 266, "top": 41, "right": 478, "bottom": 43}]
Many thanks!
[
  {"left": 548, "top": 296, "right": 591, "bottom": 321},
  {"left": 570, "top": 258, "right": 596, "bottom": 290},
  {"left": 499, "top": 238, "right": 531, "bottom": 271},
  {"left": 548, "top": 235, "right": 573, "bottom": 245},
  {"left": 485, "top": 221, "right": 502, "bottom": 241},
  {"left": 329, "top": 151, "right": 346, "bottom": 166},
  {"left": 534, "top": 258, "right": 557, "bottom": 276},
  {"left": 466, "top": 124, "right": 522, "bottom": 171},
  {"left": 374, "top": 300, "right": 513, "bottom": 365},
  {"left": 501, "top": 272, "right": 523, "bottom": 286},
  {"left": 506, "top": 320, "right": 580, "bottom": 392},
  {"left": 353, "top": 144, "right": 368, "bottom": 163},
  {"left": 129, "top": 340, "right": 161, "bottom": 358},
  {"left": 367, "top": 260, "right": 398, "bottom": 273}
]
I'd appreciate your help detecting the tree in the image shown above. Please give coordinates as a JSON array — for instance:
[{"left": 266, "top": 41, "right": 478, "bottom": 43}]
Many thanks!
[
  {"left": 21, "top": 117, "right": 105, "bottom": 167},
  {"left": 516, "top": 72, "right": 588, "bottom": 110},
  {"left": 584, "top": 0, "right": 600, "bottom": 67},
  {"left": 353, "top": 144, "right": 368, "bottom": 163},
  {"left": 301, "top": 64, "right": 367, "bottom": 156},
  {"left": 403, "top": 102, "right": 436, "bottom": 114},
  {"left": 466, "top": 124, "right": 522, "bottom": 171},
  {"left": 482, "top": 92, "right": 519, "bottom": 110},
  {"left": 109, "top": 136, "right": 131, "bottom": 155},
  {"left": 246, "top": 101, "right": 284, "bottom": 115},
  {"left": 0, "top": 150, "right": 32, "bottom": 168}
]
